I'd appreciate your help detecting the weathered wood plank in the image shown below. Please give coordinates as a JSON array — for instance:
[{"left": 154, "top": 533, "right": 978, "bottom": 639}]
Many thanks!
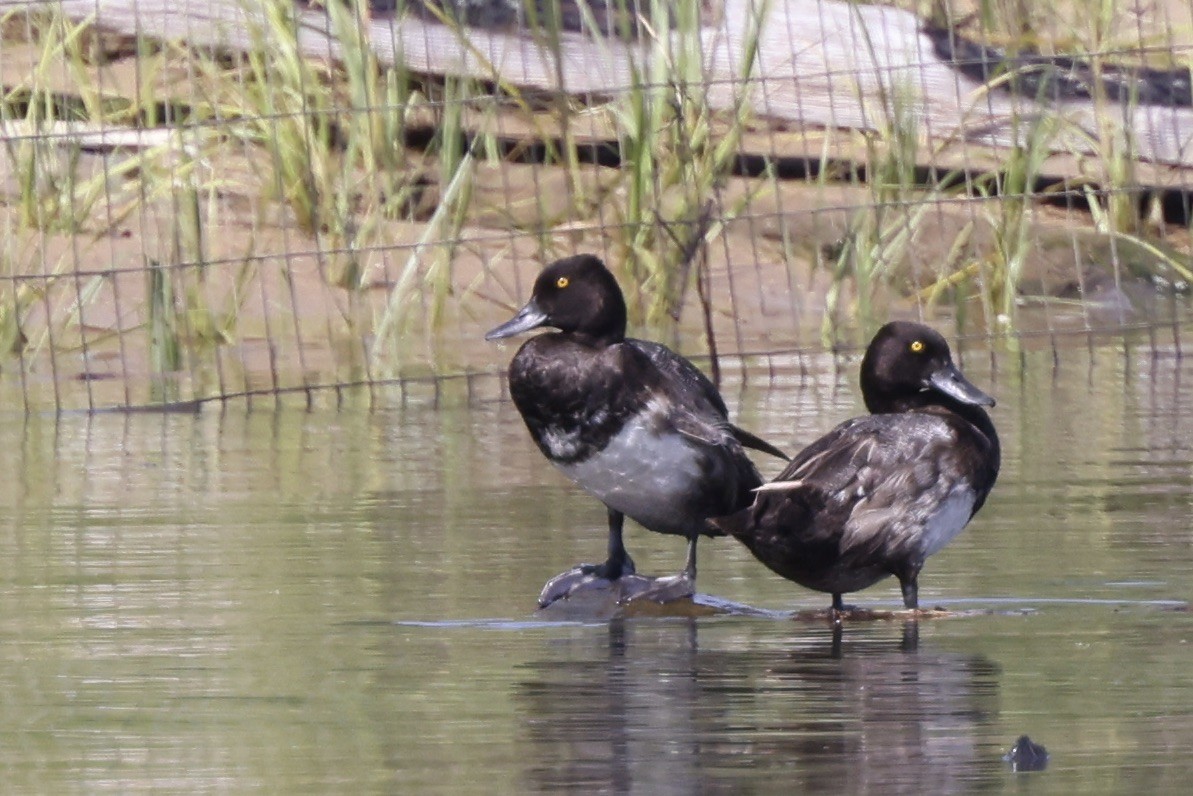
[
  {"left": 0, "top": 120, "right": 181, "bottom": 151},
  {"left": 24, "top": 0, "right": 1193, "bottom": 167}
]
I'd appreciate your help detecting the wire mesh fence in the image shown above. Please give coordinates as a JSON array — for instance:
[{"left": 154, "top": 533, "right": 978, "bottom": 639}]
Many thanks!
[{"left": 0, "top": 0, "right": 1191, "bottom": 411}]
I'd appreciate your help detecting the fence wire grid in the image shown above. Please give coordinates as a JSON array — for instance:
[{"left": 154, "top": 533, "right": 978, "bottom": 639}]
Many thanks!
[{"left": 1, "top": 0, "right": 1192, "bottom": 411}]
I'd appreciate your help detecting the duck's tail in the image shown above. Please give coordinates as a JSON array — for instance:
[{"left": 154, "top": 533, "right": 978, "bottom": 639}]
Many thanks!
[{"left": 731, "top": 425, "right": 789, "bottom": 462}]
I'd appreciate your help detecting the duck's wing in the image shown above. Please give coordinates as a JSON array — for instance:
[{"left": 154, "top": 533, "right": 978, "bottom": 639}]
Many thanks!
[
  {"left": 628, "top": 339, "right": 788, "bottom": 460},
  {"left": 628, "top": 339, "right": 729, "bottom": 415},
  {"left": 758, "top": 417, "right": 881, "bottom": 492},
  {"left": 707, "top": 418, "right": 872, "bottom": 538},
  {"left": 747, "top": 414, "right": 973, "bottom": 553},
  {"left": 609, "top": 341, "right": 765, "bottom": 516}
]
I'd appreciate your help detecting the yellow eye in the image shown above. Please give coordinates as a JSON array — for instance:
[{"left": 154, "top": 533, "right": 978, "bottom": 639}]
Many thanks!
[
  {"left": 556, "top": 276, "right": 569, "bottom": 289},
  {"left": 910, "top": 340, "right": 924, "bottom": 353}
]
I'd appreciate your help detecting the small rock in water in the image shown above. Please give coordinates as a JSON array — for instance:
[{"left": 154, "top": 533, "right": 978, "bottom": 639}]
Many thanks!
[{"left": 1004, "top": 735, "right": 1049, "bottom": 772}]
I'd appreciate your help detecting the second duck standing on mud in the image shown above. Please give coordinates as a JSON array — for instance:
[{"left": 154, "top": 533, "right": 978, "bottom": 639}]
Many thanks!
[
  {"left": 486, "top": 254, "right": 786, "bottom": 607},
  {"left": 715, "top": 321, "right": 1000, "bottom": 613}
]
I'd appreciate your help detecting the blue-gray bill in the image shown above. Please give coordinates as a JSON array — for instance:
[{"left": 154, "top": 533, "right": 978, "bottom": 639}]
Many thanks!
[
  {"left": 928, "top": 363, "right": 996, "bottom": 407},
  {"left": 485, "top": 299, "right": 548, "bottom": 341}
]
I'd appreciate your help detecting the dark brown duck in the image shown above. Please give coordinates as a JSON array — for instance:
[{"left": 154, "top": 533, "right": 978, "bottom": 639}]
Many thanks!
[
  {"left": 486, "top": 254, "right": 786, "bottom": 607},
  {"left": 715, "top": 321, "right": 1000, "bottom": 612}
]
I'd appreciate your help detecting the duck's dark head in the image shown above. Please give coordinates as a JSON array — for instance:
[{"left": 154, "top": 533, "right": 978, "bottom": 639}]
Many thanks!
[
  {"left": 485, "top": 254, "right": 628, "bottom": 345},
  {"left": 860, "top": 321, "right": 995, "bottom": 414}
]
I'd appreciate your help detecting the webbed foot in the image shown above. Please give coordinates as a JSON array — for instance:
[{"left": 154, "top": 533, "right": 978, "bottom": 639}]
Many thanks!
[
  {"left": 620, "top": 572, "right": 694, "bottom": 605},
  {"left": 538, "top": 566, "right": 614, "bottom": 608},
  {"left": 537, "top": 554, "right": 635, "bottom": 608},
  {"left": 537, "top": 567, "right": 694, "bottom": 609}
]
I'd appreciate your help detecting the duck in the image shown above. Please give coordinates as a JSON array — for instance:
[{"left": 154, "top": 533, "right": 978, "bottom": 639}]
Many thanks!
[
  {"left": 713, "top": 321, "right": 999, "bottom": 613},
  {"left": 485, "top": 254, "right": 787, "bottom": 607}
]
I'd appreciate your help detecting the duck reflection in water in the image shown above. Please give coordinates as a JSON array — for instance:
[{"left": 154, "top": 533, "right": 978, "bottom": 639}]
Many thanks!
[
  {"left": 515, "top": 620, "right": 1002, "bottom": 792},
  {"left": 714, "top": 322, "right": 1000, "bottom": 616}
]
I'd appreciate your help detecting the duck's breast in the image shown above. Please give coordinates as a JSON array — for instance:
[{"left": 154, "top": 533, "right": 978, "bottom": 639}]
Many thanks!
[{"left": 555, "top": 397, "right": 728, "bottom": 535}]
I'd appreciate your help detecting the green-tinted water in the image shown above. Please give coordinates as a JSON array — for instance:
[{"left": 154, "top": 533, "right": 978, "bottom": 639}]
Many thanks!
[{"left": 1, "top": 341, "right": 1191, "bottom": 792}]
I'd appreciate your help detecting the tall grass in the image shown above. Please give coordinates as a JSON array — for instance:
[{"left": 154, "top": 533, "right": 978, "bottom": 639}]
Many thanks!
[
  {"left": 605, "top": 0, "right": 770, "bottom": 331},
  {"left": 974, "top": 113, "right": 1057, "bottom": 331},
  {"left": 827, "top": 0, "right": 1193, "bottom": 340},
  {"left": 324, "top": 0, "right": 423, "bottom": 292},
  {"left": 909, "top": 102, "right": 1060, "bottom": 336},
  {"left": 190, "top": 0, "right": 488, "bottom": 374},
  {"left": 1, "top": 0, "right": 1191, "bottom": 404},
  {"left": 822, "top": 76, "right": 955, "bottom": 344},
  {"left": 1, "top": 10, "right": 123, "bottom": 233}
]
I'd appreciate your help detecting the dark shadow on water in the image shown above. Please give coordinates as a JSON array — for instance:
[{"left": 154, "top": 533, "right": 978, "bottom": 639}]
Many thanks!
[{"left": 514, "top": 619, "right": 1003, "bottom": 793}]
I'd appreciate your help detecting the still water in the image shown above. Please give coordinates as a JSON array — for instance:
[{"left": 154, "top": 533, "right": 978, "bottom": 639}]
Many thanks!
[{"left": 1, "top": 338, "right": 1192, "bottom": 792}]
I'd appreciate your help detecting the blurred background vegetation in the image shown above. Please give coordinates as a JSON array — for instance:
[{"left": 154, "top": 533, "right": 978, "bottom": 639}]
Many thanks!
[{"left": 0, "top": 0, "right": 1191, "bottom": 410}]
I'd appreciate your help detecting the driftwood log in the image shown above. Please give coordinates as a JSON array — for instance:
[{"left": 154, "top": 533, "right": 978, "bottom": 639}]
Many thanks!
[{"left": 20, "top": 0, "right": 1193, "bottom": 170}]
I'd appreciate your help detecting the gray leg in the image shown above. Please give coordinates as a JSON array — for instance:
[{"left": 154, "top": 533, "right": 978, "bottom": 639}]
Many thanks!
[
  {"left": 538, "top": 509, "right": 637, "bottom": 607},
  {"left": 900, "top": 576, "right": 919, "bottom": 610},
  {"left": 682, "top": 534, "right": 698, "bottom": 580},
  {"left": 606, "top": 508, "right": 635, "bottom": 577},
  {"left": 580, "top": 508, "right": 635, "bottom": 579}
]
